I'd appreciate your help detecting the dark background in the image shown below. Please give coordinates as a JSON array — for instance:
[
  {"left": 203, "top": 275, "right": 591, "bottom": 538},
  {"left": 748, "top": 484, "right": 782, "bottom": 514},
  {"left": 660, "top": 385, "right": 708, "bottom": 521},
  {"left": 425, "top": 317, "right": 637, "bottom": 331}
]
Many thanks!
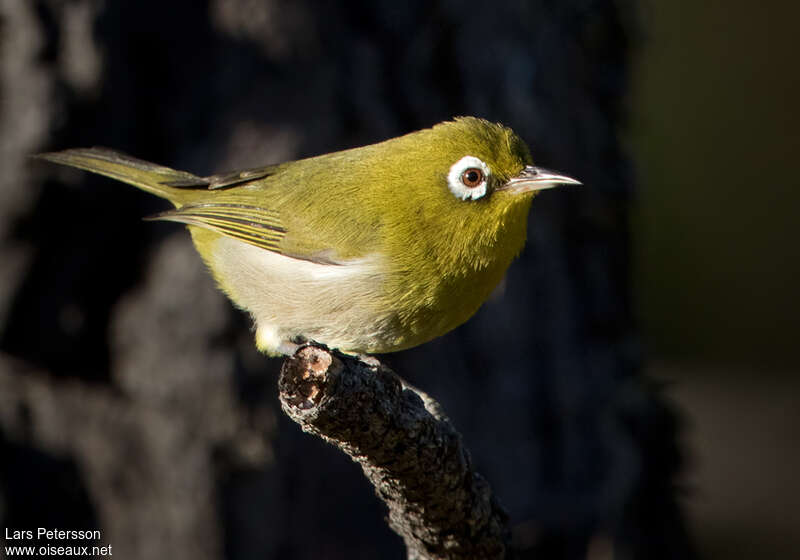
[
  {"left": 630, "top": 1, "right": 800, "bottom": 558},
  {"left": 0, "top": 1, "right": 795, "bottom": 559}
]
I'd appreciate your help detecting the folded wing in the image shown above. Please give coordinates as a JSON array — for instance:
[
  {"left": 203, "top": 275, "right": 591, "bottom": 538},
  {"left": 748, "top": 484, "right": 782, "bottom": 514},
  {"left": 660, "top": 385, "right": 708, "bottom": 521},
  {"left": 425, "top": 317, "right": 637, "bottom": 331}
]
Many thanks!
[{"left": 147, "top": 203, "right": 286, "bottom": 253}]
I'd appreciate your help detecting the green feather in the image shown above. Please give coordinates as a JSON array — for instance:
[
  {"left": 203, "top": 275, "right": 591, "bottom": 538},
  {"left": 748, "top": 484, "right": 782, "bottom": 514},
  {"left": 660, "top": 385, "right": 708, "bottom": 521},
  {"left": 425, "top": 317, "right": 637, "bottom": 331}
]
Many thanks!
[
  {"left": 37, "top": 117, "right": 555, "bottom": 354},
  {"left": 146, "top": 203, "right": 285, "bottom": 253}
]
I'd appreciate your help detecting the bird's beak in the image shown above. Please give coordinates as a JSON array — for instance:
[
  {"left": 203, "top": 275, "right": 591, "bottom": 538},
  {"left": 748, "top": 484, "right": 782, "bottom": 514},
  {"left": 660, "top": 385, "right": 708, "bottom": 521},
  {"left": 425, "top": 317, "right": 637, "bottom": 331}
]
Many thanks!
[{"left": 498, "top": 165, "right": 581, "bottom": 194}]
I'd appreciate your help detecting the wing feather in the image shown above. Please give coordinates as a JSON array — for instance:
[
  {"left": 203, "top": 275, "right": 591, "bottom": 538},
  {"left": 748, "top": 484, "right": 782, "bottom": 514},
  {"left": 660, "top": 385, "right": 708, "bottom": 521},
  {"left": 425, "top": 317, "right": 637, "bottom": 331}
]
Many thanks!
[
  {"left": 160, "top": 166, "right": 278, "bottom": 189},
  {"left": 146, "top": 203, "right": 286, "bottom": 252}
]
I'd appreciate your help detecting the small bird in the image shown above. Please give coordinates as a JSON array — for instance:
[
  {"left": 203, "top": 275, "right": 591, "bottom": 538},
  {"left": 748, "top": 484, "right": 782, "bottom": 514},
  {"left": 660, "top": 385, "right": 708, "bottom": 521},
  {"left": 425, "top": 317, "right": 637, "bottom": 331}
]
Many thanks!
[{"left": 38, "top": 117, "right": 579, "bottom": 356}]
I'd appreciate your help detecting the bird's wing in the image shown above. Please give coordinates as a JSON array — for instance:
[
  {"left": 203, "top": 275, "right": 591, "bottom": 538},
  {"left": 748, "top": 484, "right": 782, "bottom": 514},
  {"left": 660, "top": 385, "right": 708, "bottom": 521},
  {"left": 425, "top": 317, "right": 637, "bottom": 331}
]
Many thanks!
[
  {"left": 38, "top": 148, "right": 363, "bottom": 260},
  {"left": 147, "top": 156, "right": 378, "bottom": 263},
  {"left": 145, "top": 160, "right": 292, "bottom": 254},
  {"left": 146, "top": 202, "right": 286, "bottom": 253},
  {"left": 160, "top": 165, "right": 280, "bottom": 189}
]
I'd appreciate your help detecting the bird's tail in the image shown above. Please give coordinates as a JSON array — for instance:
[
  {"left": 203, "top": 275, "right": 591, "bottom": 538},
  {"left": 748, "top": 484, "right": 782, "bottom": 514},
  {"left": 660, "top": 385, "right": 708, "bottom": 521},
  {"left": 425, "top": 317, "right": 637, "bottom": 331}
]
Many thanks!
[{"left": 35, "top": 147, "right": 204, "bottom": 204}]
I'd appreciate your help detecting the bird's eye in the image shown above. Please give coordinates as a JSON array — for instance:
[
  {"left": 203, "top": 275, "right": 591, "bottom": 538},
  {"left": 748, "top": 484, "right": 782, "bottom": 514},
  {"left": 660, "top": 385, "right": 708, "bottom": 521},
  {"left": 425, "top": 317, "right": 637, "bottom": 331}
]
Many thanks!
[
  {"left": 447, "top": 155, "right": 491, "bottom": 201},
  {"left": 461, "top": 168, "right": 484, "bottom": 188}
]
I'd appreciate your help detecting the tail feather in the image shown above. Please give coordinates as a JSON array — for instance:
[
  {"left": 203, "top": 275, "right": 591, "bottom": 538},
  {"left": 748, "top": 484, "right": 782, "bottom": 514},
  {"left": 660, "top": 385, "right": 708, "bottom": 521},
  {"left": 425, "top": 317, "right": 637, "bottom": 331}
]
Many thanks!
[{"left": 35, "top": 147, "right": 202, "bottom": 203}]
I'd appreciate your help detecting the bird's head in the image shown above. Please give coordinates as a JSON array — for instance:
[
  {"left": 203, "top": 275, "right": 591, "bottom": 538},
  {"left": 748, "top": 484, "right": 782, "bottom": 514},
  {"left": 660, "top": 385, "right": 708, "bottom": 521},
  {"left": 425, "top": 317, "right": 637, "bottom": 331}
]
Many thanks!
[
  {"left": 423, "top": 116, "right": 579, "bottom": 202},
  {"left": 370, "top": 117, "right": 580, "bottom": 273}
]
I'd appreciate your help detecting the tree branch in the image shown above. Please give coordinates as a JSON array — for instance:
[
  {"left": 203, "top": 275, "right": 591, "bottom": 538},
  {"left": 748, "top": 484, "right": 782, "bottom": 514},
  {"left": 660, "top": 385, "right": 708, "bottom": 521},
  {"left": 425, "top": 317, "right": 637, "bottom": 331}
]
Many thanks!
[{"left": 278, "top": 344, "right": 510, "bottom": 560}]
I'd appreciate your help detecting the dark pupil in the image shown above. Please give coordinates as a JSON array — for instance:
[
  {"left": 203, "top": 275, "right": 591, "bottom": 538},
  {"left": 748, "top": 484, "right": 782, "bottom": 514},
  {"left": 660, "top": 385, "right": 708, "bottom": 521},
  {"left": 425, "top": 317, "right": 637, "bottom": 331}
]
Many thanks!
[{"left": 465, "top": 170, "right": 480, "bottom": 184}]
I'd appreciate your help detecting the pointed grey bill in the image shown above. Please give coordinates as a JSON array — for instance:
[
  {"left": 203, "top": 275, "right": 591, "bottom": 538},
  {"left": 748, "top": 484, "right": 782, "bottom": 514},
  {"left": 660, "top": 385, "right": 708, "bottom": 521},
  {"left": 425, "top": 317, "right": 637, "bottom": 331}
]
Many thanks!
[{"left": 498, "top": 165, "right": 582, "bottom": 194}]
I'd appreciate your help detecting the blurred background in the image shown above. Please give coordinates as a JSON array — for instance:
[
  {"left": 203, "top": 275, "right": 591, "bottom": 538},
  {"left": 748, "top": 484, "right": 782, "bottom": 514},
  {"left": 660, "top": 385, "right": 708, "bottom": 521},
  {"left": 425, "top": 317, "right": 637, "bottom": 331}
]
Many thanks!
[
  {"left": 631, "top": 1, "right": 800, "bottom": 558},
  {"left": 0, "top": 1, "right": 795, "bottom": 559}
]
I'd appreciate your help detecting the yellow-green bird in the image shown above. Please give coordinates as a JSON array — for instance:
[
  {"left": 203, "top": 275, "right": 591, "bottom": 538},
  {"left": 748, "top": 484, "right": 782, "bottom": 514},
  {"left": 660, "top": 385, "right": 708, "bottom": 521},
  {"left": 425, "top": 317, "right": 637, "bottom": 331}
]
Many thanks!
[{"left": 38, "top": 117, "right": 579, "bottom": 356}]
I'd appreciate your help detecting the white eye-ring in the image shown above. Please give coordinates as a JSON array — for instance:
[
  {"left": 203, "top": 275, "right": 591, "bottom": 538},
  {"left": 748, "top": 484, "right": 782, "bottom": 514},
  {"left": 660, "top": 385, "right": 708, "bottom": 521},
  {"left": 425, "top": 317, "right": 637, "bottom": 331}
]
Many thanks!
[{"left": 447, "top": 155, "right": 491, "bottom": 201}]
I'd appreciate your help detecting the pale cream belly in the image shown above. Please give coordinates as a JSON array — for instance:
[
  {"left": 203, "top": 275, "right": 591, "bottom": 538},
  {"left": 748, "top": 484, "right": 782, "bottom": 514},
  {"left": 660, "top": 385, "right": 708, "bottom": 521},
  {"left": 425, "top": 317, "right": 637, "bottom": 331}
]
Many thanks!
[{"left": 209, "top": 236, "right": 398, "bottom": 355}]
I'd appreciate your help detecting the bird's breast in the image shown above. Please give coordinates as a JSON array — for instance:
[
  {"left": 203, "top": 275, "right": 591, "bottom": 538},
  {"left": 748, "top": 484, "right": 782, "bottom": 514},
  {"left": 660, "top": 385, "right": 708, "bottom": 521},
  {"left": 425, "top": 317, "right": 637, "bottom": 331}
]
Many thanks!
[{"left": 201, "top": 233, "right": 404, "bottom": 353}]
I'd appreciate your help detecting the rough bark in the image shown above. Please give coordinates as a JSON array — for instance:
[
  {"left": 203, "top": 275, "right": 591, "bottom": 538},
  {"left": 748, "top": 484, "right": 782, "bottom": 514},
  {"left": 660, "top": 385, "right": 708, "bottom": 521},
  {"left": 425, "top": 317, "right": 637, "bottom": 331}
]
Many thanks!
[{"left": 279, "top": 345, "right": 509, "bottom": 560}]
